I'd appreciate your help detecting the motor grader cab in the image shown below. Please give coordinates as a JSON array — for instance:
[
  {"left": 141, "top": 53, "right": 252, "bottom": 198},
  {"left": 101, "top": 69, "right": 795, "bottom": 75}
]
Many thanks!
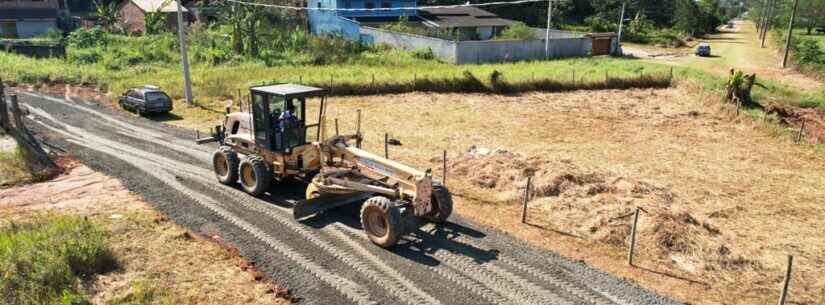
[
  {"left": 196, "top": 83, "right": 453, "bottom": 248},
  {"left": 197, "top": 84, "right": 327, "bottom": 196}
]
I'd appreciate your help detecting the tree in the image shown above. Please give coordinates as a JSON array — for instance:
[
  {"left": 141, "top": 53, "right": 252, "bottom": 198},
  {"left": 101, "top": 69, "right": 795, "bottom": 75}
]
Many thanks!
[
  {"left": 216, "top": 1, "right": 265, "bottom": 56},
  {"left": 93, "top": 0, "right": 120, "bottom": 32},
  {"left": 673, "top": 0, "right": 701, "bottom": 36},
  {"left": 798, "top": 0, "right": 825, "bottom": 34}
]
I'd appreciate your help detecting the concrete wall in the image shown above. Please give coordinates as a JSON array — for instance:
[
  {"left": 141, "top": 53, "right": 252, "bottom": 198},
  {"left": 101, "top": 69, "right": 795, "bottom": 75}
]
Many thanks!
[
  {"left": 360, "top": 26, "right": 456, "bottom": 63},
  {"left": 360, "top": 26, "right": 592, "bottom": 64},
  {"left": 309, "top": 0, "right": 362, "bottom": 41},
  {"left": 15, "top": 20, "right": 57, "bottom": 38},
  {"left": 454, "top": 37, "right": 591, "bottom": 64}
]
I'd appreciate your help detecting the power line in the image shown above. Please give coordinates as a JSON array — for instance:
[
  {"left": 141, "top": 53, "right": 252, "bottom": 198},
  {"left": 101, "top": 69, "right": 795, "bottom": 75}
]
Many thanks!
[{"left": 222, "top": 0, "right": 546, "bottom": 11}]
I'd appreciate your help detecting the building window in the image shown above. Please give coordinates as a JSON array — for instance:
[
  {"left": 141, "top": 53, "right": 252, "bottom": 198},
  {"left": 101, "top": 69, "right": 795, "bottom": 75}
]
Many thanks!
[
  {"left": 317, "top": 1, "right": 321, "bottom": 8},
  {"left": 381, "top": 2, "right": 391, "bottom": 8},
  {"left": 365, "top": 1, "right": 374, "bottom": 9}
]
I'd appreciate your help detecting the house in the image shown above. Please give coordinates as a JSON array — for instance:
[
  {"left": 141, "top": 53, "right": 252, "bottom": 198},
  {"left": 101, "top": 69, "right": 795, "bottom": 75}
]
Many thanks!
[
  {"left": 307, "top": 0, "right": 513, "bottom": 41},
  {"left": 417, "top": 7, "right": 512, "bottom": 40},
  {"left": 308, "top": 0, "right": 415, "bottom": 40},
  {"left": 0, "top": 0, "right": 68, "bottom": 38},
  {"left": 117, "top": 0, "right": 189, "bottom": 35}
]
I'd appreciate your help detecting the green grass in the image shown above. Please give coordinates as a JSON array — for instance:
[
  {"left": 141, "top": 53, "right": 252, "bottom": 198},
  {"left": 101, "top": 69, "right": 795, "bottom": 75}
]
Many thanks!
[
  {"left": 0, "top": 215, "right": 116, "bottom": 305},
  {"left": 0, "top": 49, "right": 678, "bottom": 100},
  {"left": 0, "top": 146, "right": 34, "bottom": 187}
]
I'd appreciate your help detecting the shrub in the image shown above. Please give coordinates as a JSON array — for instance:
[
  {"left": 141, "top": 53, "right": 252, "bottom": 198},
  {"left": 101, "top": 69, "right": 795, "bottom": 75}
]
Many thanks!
[
  {"left": 496, "top": 22, "right": 538, "bottom": 40},
  {"left": 68, "top": 46, "right": 103, "bottom": 64},
  {"left": 0, "top": 215, "right": 116, "bottom": 305},
  {"left": 411, "top": 48, "right": 435, "bottom": 60},
  {"left": 584, "top": 16, "right": 616, "bottom": 32},
  {"left": 66, "top": 27, "right": 108, "bottom": 48},
  {"left": 794, "top": 38, "right": 825, "bottom": 66}
]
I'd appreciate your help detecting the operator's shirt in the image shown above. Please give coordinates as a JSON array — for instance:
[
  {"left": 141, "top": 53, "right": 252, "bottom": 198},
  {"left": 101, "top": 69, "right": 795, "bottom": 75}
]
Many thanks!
[{"left": 279, "top": 110, "right": 294, "bottom": 130}]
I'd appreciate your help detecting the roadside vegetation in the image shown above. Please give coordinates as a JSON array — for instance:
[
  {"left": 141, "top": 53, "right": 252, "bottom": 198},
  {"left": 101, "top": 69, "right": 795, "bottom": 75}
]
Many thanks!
[
  {"left": 0, "top": 164, "right": 293, "bottom": 305},
  {"left": 0, "top": 215, "right": 115, "bottom": 305},
  {"left": 0, "top": 146, "right": 34, "bottom": 187}
]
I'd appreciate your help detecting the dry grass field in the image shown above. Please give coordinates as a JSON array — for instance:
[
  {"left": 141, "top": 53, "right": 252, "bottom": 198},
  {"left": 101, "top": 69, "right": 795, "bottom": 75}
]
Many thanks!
[{"left": 318, "top": 86, "right": 825, "bottom": 305}]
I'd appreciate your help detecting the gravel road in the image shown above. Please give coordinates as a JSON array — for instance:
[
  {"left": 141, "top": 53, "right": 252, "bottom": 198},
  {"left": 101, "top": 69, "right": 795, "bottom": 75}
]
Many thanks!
[{"left": 18, "top": 91, "right": 682, "bottom": 305}]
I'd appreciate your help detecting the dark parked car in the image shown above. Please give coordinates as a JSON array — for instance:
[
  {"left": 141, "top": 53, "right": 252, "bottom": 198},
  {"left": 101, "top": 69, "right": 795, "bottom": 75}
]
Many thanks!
[
  {"left": 695, "top": 43, "right": 711, "bottom": 57},
  {"left": 119, "top": 86, "right": 173, "bottom": 115}
]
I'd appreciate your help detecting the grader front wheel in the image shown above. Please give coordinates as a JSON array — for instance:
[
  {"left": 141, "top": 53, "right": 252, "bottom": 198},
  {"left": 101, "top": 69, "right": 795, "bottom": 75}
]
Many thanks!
[
  {"left": 212, "top": 146, "right": 239, "bottom": 185},
  {"left": 360, "top": 196, "right": 403, "bottom": 248}
]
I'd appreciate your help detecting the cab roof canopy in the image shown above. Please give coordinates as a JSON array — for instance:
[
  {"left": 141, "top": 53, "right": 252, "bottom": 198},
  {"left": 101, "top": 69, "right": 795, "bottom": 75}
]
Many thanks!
[{"left": 250, "top": 84, "right": 327, "bottom": 99}]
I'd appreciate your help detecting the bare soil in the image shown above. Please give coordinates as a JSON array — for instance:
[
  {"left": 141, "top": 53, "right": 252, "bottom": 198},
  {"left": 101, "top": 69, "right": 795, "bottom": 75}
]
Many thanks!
[
  {"left": 0, "top": 160, "right": 293, "bottom": 305},
  {"left": 320, "top": 87, "right": 825, "bottom": 305}
]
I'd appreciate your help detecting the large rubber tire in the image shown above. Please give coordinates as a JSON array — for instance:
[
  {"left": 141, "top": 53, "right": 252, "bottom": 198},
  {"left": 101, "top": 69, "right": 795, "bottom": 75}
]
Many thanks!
[
  {"left": 360, "top": 196, "right": 403, "bottom": 248},
  {"left": 305, "top": 183, "right": 321, "bottom": 199},
  {"left": 426, "top": 182, "right": 453, "bottom": 223},
  {"left": 239, "top": 156, "right": 272, "bottom": 196},
  {"left": 212, "top": 146, "right": 239, "bottom": 185}
]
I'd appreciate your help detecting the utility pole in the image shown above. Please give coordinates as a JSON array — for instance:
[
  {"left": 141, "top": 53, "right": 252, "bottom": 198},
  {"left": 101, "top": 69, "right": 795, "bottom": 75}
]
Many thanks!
[
  {"left": 758, "top": 0, "right": 769, "bottom": 38},
  {"left": 782, "top": 0, "right": 800, "bottom": 68},
  {"left": 176, "top": 0, "right": 193, "bottom": 105},
  {"left": 544, "top": 0, "right": 552, "bottom": 59},
  {"left": 761, "top": 0, "right": 774, "bottom": 48},
  {"left": 616, "top": 1, "right": 626, "bottom": 54}
]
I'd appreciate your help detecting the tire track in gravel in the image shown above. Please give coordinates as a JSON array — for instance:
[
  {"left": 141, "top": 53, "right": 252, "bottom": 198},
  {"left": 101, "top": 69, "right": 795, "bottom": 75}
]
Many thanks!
[
  {"left": 26, "top": 96, "right": 588, "bottom": 305},
  {"left": 20, "top": 92, "right": 684, "bottom": 305},
  {"left": 26, "top": 104, "right": 446, "bottom": 305},
  {"left": 27, "top": 111, "right": 379, "bottom": 305}
]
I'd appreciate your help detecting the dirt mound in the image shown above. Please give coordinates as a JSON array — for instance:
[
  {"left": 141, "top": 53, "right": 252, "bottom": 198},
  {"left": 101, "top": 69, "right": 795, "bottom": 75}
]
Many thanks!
[
  {"left": 444, "top": 147, "right": 761, "bottom": 277},
  {"left": 765, "top": 103, "right": 825, "bottom": 144}
]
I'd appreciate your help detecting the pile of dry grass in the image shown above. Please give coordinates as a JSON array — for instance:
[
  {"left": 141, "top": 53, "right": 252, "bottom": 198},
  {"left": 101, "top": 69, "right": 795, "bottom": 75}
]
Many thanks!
[{"left": 446, "top": 147, "right": 762, "bottom": 278}]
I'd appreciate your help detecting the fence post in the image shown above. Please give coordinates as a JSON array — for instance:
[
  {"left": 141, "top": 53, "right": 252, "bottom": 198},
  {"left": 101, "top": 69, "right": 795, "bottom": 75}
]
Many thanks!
[
  {"left": 777, "top": 255, "right": 793, "bottom": 305},
  {"left": 372, "top": 73, "right": 375, "bottom": 93},
  {"left": 628, "top": 207, "right": 641, "bottom": 266},
  {"left": 334, "top": 118, "right": 339, "bottom": 136},
  {"left": 299, "top": 75, "right": 303, "bottom": 84},
  {"left": 384, "top": 132, "right": 389, "bottom": 159},
  {"left": 605, "top": 71, "right": 609, "bottom": 86},
  {"left": 795, "top": 119, "right": 806, "bottom": 143},
  {"left": 521, "top": 176, "right": 532, "bottom": 224},
  {"left": 442, "top": 150, "right": 447, "bottom": 185},
  {"left": 669, "top": 67, "right": 674, "bottom": 84}
]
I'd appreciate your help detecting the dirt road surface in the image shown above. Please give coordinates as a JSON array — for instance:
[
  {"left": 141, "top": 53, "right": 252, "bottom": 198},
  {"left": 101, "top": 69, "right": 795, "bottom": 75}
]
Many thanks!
[
  {"left": 14, "top": 91, "right": 682, "bottom": 305},
  {"left": 623, "top": 20, "right": 823, "bottom": 91}
]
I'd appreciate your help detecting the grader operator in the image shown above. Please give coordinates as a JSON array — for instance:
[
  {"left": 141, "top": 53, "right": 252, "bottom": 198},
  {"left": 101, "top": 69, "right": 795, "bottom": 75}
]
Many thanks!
[{"left": 196, "top": 84, "right": 452, "bottom": 247}]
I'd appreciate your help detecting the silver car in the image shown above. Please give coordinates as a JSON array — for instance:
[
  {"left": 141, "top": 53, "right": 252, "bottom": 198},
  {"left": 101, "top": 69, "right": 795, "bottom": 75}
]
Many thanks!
[{"left": 118, "top": 85, "right": 173, "bottom": 115}]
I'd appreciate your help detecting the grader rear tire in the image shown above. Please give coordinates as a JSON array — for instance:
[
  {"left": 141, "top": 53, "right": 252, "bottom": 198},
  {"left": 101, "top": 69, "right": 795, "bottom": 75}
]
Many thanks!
[
  {"left": 426, "top": 182, "right": 453, "bottom": 223},
  {"left": 212, "top": 146, "right": 239, "bottom": 185},
  {"left": 360, "top": 196, "right": 403, "bottom": 248},
  {"left": 239, "top": 156, "right": 272, "bottom": 196}
]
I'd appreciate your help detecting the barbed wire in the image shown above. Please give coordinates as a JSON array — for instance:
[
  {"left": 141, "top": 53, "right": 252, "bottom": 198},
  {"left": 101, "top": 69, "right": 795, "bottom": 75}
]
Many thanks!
[{"left": 222, "top": 0, "right": 547, "bottom": 11}]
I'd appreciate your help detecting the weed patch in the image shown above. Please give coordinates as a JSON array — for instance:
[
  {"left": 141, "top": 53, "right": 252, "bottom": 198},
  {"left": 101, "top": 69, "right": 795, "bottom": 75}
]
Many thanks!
[{"left": 0, "top": 215, "right": 116, "bottom": 305}]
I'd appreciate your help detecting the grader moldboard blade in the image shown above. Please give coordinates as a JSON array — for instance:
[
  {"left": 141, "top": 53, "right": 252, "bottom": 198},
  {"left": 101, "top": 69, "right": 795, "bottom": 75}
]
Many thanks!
[{"left": 292, "top": 192, "right": 373, "bottom": 220}]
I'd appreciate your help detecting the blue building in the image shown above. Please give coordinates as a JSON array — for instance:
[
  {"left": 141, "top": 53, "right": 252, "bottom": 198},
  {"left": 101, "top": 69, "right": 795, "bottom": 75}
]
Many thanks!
[
  {"left": 308, "top": 0, "right": 417, "bottom": 40},
  {"left": 308, "top": 0, "right": 513, "bottom": 42}
]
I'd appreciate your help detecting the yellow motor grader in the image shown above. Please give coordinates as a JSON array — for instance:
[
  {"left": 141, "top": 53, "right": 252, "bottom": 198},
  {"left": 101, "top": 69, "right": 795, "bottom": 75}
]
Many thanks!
[{"left": 195, "top": 84, "right": 452, "bottom": 247}]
